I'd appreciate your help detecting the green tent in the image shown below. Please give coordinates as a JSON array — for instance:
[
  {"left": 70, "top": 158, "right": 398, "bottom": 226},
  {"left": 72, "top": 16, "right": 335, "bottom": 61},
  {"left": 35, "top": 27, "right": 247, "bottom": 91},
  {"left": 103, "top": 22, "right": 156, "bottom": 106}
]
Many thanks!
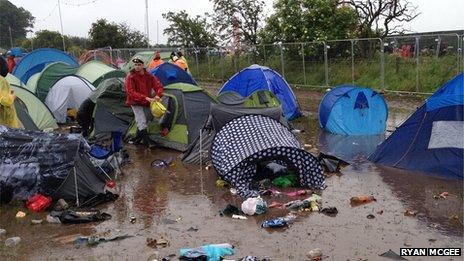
[
  {"left": 34, "top": 62, "right": 79, "bottom": 101},
  {"left": 127, "top": 82, "right": 216, "bottom": 151},
  {"left": 121, "top": 51, "right": 171, "bottom": 73},
  {"left": 25, "top": 73, "right": 40, "bottom": 93},
  {"left": 217, "top": 90, "right": 281, "bottom": 108},
  {"left": 5, "top": 73, "right": 25, "bottom": 87},
  {"left": 11, "top": 84, "right": 58, "bottom": 130},
  {"left": 90, "top": 78, "right": 133, "bottom": 135},
  {"left": 76, "top": 60, "right": 126, "bottom": 87}
]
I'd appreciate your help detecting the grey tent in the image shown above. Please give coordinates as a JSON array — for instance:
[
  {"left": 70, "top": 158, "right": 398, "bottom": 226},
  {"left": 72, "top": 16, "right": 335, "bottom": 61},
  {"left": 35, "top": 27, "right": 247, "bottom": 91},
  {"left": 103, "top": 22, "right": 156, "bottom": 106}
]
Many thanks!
[
  {"left": 0, "top": 126, "right": 111, "bottom": 205},
  {"left": 182, "top": 104, "right": 286, "bottom": 165}
]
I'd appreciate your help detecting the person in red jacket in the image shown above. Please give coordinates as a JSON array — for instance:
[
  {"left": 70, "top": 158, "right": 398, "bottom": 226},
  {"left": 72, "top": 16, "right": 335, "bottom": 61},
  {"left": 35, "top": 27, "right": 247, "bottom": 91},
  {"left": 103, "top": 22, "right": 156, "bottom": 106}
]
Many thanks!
[
  {"left": 125, "top": 57, "right": 164, "bottom": 148},
  {"left": 6, "top": 54, "right": 16, "bottom": 73}
]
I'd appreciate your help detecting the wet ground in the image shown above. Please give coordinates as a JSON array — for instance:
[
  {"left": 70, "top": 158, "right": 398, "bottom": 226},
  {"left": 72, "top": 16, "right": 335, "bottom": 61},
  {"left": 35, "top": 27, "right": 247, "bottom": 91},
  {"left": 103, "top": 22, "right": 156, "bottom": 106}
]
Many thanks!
[{"left": 1, "top": 84, "right": 463, "bottom": 260}]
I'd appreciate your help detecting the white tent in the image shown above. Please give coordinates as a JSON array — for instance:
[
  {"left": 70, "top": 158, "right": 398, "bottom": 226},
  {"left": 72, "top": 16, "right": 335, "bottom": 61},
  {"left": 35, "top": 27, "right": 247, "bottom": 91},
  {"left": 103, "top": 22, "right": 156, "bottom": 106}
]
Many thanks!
[{"left": 45, "top": 76, "right": 95, "bottom": 123}]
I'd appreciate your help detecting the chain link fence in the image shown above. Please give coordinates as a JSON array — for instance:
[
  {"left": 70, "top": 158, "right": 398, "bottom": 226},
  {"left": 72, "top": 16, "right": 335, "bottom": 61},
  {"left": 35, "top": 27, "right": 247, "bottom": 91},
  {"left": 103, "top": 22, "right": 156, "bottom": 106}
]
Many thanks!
[{"left": 90, "top": 33, "right": 463, "bottom": 94}]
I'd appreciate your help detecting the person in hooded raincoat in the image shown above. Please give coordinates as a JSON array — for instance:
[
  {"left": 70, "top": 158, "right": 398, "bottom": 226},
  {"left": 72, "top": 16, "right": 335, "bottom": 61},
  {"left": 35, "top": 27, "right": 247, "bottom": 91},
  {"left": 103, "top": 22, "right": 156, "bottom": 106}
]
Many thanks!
[{"left": 0, "top": 56, "right": 20, "bottom": 128}]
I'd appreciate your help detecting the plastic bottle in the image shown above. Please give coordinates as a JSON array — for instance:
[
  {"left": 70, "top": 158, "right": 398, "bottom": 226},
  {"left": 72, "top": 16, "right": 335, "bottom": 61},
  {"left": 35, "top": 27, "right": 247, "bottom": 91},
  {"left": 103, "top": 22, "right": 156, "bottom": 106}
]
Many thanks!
[
  {"left": 261, "top": 217, "right": 287, "bottom": 228},
  {"left": 5, "top": 237, "right": 21, "bottom": 246}
]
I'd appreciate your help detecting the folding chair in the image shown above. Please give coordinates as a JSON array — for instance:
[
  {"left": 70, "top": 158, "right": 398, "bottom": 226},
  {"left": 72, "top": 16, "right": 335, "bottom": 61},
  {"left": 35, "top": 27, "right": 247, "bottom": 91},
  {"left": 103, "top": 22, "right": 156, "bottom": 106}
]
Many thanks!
[{"left": 89, "top": 131, "right": 124, "bottom": 179}]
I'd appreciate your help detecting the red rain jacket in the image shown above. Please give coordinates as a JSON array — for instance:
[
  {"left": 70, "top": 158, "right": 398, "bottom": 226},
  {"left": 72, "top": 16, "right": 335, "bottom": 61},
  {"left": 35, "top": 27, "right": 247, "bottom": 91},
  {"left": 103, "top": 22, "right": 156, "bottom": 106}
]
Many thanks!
[{"left": 125, "top": 69, "right": 163, "bottom": 107}]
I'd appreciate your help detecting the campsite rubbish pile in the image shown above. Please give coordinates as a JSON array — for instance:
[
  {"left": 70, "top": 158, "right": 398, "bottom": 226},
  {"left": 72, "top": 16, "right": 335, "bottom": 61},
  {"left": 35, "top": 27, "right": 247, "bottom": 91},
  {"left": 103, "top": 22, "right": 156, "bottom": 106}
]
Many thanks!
[{"left": 179, "top": 243, "right": 235, "bottom": 260}]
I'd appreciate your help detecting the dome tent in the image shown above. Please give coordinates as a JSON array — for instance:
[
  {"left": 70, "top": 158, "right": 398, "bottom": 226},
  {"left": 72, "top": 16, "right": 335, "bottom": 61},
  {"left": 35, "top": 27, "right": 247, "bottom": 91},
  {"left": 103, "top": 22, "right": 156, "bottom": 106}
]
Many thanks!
[
  {"left": 10, "top": 84, "right": 58, "bottom": 130},
  {"left": 26, "top": 62, "right": 95, "bottom": 123},
  {"left": 211, "top": 114, "right": 325, "bottom": 197},
  {"left": 219, "top": 64, "right": 301, "bottom": 120},
  {"left": 0, "top": 126, "right": 110, "bottom": 205},
  {"left": 76, "top": 60, "right": 126, "bottom": 87},
  {"left": 369, "top": 73, "right": 463, "bottom": 178},
  {"left": 318, "top": 85, "right": 388, "bottom": 135},
  {"left": 126, "top": 82, "right": 216, "bottom": 151},
  {"left": 12, "top": 48, "right": 78, "bottom": 84},
  {"left": 150, "top": 62, "right": 197, "bottom": 86}
]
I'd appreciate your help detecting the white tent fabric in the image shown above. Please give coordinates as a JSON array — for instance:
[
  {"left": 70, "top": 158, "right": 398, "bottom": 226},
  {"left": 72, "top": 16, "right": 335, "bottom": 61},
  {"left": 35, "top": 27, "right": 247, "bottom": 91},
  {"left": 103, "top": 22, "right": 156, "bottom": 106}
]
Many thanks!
[{"left": 45, "top": 76, "right": 95, "bottom": 123}]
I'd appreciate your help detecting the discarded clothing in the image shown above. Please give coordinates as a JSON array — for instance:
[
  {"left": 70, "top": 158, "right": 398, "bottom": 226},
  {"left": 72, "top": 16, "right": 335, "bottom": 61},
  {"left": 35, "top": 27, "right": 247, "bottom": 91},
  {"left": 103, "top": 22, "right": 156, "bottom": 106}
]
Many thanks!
[
  {"left": 219, "top": 204, "right": 243, "bottom": 217},
  {"left": 53, "top": 209, "right": 111, "bottom": 224},
  {"left": 320, "top": 207, "right": 338, "bottom": 217},
  {"left": 75, "top": 235, "right": 132, "bottom": 246},
  {"left": 180, "top": 243, "right": 235, "bottom": 261},
  {"left": 272, "top": 173, "right": 298, "bottom": 188}
]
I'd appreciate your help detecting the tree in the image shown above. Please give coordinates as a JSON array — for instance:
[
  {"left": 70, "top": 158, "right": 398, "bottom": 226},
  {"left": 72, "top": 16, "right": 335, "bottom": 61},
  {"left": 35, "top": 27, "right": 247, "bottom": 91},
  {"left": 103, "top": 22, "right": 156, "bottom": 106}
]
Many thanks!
[
  {"left": 88, "top": 19, "right": 123, "bottom": 48},
  {"left": 118, "top": 23, "right": 148, "bottom": 48},
  {"left": 162, "top": 11, "right": 217, "bottom": 47},
  {"left": 88, "top": 19, "right": 148, "bottom": 48},
  {"left": 339, "top": 0, "right": 419, "bottom": 38},
  {"left": 210, "top": 0, "right": 265, "bottom": 46},
  {"left": 0, "top": 0, "right": 35, "bottom": 49},
  {"left": 20, "top": 30, "right": 70, "bottom": 50},
  {"left": 260, "top": 0, "right": 358, "bottom": 43}
]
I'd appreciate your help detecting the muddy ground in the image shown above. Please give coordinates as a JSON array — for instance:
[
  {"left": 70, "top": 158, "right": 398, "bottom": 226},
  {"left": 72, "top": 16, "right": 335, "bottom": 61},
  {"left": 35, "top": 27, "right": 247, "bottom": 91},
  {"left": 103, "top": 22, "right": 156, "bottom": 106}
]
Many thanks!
[{"left": 0, "top": 83, "right": 462, "bottom": 260}]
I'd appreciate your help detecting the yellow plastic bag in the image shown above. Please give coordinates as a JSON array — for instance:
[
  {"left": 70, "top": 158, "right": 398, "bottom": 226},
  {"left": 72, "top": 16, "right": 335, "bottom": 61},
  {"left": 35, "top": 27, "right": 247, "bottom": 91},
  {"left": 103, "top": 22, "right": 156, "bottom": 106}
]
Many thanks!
[{"left": 150, "top": 101, "right": 166, "bottom": 118}]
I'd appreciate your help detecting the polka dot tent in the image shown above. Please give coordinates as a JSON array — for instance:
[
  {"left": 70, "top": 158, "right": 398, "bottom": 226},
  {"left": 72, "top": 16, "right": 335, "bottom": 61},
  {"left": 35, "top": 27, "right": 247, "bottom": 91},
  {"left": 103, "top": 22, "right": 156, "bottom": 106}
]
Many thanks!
[{"left": 211, "top": 114, "right": 325, "bottom": 197}]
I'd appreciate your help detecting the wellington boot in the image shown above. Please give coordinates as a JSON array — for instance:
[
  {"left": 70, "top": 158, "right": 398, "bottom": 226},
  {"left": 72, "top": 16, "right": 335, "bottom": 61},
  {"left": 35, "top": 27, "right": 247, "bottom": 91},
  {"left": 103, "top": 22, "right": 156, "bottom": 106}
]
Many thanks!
[{"left": 129, "top": 129, "right": 143, "bottom": 145}]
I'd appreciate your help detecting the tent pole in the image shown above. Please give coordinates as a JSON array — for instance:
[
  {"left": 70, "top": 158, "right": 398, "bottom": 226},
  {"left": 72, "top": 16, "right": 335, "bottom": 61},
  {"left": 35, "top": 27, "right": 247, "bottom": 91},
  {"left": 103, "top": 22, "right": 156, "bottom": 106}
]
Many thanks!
[{"left": 73, "top": 166, "right": 80, "bottom": 207}]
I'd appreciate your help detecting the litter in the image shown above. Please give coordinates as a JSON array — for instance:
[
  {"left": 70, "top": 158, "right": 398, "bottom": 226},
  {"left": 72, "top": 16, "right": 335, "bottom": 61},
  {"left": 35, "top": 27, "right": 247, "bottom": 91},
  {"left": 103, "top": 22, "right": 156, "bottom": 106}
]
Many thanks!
[
  {"left": 130, "top": 216, "right": 137, "bottom": 223},
  {"left": 5, "top": 237, "right": 21, "bottom": 247},
  {"left": 46, "top": 214, "right": 61, "bottom": 224},
  {"left": 15, "top": 211, "right": 26, "bottom": 218},
  {"left": 54, "top": 199, "right": 69, "bottom": 211},
  {"left": 434, "top": 191, "right": 450, "bottom": 199},
  {"left": 76, "top": 235, "right": 132, "bottom": 246},
  {"left": 31, "top": 219, "right": 43, "bottom": 225},
  {"left": 268, "top": 202, "right": 284, "bottom": 208},
  {"left": 147, "top": 237, "right": 170, "bottom": 248},
  {"left": 180, "top": 243, "right": 235, "bottom": 261},
  {"left": 404, "top": 210, "right": 417, "bottom": 217},
  {"left": 367, "top": 214, "right": 375, "bottom": 219},
  {"left": 216, "top": 179, "right": 229, "bottom": 188},
  {"left": 52, "top": 209, "right": 111, "bottom": 224},
  {"left": 0, "top": 229, "right": 6, "bottom": 235},
  {"left": 350, "top": 195, "right": 376, "bottom": 206},
  {"left": 241, "top": 197, "right": 267, "bottom": 215},
  {"left": 320, "top": 207, "right": 338, "bottom": 217},
  {"left": 232, "top": 214, "right": 248, "bottom": 220},
  {"left": 379, "top": 249, "right": 407, "bottom": 260},
  {"left": 151, "top": 157, "right": 174, "bottom": 168},
  {"left": 187, "top": 227, "right": 199, "bottom": 232},
  {"left": 26, "top": 194, "right": 52, "bottom": 212},
  {"left": 261, "top": 213, "right": 296, "bottom": 228},
  {"left": 271, "top": 173, "right": 298, "bottom": 188},
  {"left": 307, "top": 248, "right": 322, "bottom": 261},
  {"left": 220, "top": 204, "right": 243, "bottom": 217}
]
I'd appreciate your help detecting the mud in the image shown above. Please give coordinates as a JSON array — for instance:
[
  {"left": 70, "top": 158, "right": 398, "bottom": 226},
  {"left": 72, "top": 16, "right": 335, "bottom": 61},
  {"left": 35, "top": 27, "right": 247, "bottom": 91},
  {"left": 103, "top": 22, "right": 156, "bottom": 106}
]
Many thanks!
[{"left": 0, "top": 85, "right": 462, "bottom": 260}]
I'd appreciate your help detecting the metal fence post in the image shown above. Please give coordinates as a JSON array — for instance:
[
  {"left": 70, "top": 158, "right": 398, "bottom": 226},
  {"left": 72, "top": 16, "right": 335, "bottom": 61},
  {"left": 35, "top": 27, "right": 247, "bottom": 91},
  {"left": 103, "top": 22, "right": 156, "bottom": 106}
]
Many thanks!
[
  {"left": 279, "top": 43, "right": 285, "bottom": 77},
  {"left": 415, "top": 36, "right": 420, "bottom": 92},
  {"left": 324, "top": 41, "right": 329, "bottom": 86},
  {"left": 435, "top": 36, "right": 441, "bottom": 59},
  {"left": 195, "top": 48, "right": 199, "bottom": 78},
  {"left": 301, "top": 43, "right": 307, "bottom": 85},
  {"left": 263, "top": 44, "right": 267, "bottom": 65},
  {"left": 380, "top": 38, "right": 385, "bottom": 90},
  {"left": 220, "top": 49, "right": 225, "bottom": 82},
  {"left": 351, "top": 40, "right": 355, "bottom": 85}
]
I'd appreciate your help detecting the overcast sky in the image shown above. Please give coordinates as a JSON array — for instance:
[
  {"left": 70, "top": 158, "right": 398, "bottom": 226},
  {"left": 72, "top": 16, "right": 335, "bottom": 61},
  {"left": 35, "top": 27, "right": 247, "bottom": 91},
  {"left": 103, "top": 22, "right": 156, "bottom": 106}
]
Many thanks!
[{"left": 8, "top": 0, "right": 464, "bottom": 44}]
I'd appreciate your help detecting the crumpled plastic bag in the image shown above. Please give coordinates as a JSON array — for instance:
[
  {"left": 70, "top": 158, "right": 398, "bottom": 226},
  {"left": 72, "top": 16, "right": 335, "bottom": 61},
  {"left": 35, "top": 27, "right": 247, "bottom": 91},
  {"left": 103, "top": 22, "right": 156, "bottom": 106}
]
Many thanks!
[
  {"left": 241, "top": 197, "right": 267, "bottom": 215},
  {"left": 180, "top": 243, "right": 235, "bottom": 261}
]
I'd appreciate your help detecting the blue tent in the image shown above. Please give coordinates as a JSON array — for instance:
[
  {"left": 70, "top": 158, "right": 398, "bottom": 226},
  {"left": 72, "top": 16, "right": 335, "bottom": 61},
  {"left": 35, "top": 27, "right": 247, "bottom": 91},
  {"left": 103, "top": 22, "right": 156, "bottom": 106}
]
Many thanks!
[
  {"left": 13, "top": 48, "right": 78, "bottom": 84},
  {"left": 8, "top": 47, "right": 24, "bottom": 57},
  {"left": 219, "top": 64, "right": 300, "bottom": 120},
  {"left": 319, "top": 85, "right": 388, "bottom": 135},
  {"left": 150, "top": 63, "right": 197, "bottom": 86},
  {"left": 369, "top": 73, "right": 463, "bottom": 178}
]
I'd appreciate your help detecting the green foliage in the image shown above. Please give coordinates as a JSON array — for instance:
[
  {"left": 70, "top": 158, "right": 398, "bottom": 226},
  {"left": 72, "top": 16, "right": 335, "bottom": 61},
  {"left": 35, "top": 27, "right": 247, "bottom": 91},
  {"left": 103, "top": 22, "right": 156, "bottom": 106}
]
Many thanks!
[
  {"left": 19, "top": 30, "right": 69, "bottom": 50},
  {"left": 88, "top": 19, "right": 148, "bottom": 48},
  {"left": 260, "top": 0, "right": 357, "bottom": 44},
  {"left": 0, "top": 0, "right": 35, "bottom": 49},
  {"left": 189, "top": 50, "right": 460, "bottom": 93},
  {"left": 210, "top": 0, "right": 266, "bottom": 45},
  {"left": 162, "top": 11, "right": 217, "bottom": 47}
]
